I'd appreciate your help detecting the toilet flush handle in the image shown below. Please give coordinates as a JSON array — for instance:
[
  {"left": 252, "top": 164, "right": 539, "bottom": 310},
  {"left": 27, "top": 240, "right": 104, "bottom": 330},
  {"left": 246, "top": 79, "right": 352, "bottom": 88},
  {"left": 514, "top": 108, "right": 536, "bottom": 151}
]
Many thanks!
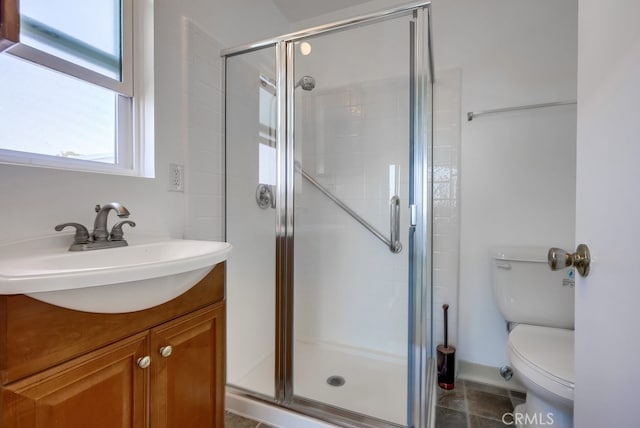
[{"left": 548, "top": 244, "right": 591, "bottom": 277}]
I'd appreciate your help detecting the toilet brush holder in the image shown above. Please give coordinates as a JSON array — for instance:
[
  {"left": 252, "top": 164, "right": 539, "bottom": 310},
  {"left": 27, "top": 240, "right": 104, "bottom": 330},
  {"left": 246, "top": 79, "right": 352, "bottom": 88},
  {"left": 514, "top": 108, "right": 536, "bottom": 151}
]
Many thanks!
[{"left": 437, "top": 304, "right": 456, "bottom": 390}]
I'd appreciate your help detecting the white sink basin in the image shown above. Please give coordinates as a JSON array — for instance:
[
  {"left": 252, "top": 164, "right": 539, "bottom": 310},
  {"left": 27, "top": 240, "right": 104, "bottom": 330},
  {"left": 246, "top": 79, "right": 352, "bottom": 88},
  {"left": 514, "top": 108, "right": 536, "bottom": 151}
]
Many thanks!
[{"left": 0, "top": 234, "right": 232, "bottom": 313}]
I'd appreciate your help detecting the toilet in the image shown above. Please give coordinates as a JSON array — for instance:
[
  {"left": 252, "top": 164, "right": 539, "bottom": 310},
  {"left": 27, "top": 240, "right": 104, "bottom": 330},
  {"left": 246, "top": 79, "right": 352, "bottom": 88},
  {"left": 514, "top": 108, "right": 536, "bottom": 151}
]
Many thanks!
[{"left": 491, "top": 247, "right": 575, "bottom": 428}]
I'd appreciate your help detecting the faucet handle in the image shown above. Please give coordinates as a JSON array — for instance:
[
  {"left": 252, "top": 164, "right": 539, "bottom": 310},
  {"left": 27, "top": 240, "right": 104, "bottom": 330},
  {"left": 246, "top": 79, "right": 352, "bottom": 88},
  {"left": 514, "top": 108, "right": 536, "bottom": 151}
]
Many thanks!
[
  {"left": 55, "top": 223, "right": 90, "bottom": 243},
  {"left": 110, "top": 220, "right": 136, "bottom": 241}
]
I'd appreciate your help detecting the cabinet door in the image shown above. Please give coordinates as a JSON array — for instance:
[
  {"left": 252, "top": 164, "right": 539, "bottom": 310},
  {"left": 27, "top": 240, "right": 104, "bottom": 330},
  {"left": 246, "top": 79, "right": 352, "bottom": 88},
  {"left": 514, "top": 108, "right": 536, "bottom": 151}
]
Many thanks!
[
  {"left": 1, "top": 333, "right": 149, "bottom": 428},
  {"left": 150, "top": 303, "right": 225, "bottom": 428}
]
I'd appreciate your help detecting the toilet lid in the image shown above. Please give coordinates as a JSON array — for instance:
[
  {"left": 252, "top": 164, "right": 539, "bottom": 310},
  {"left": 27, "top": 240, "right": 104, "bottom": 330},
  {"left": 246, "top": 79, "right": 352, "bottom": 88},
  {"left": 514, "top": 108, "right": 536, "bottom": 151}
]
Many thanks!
[{"left": 509, "top": 325, "right": 575, "bottom": 392}]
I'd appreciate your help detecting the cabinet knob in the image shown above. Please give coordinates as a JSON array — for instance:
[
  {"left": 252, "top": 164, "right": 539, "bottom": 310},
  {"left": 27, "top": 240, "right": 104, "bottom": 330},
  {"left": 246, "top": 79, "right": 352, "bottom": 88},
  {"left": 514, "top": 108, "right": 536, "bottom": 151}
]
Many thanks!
[
  {"left": 159, "top": 345, "right": 173, "bottom": 358},
  {"left": 137, "top": 356, "right": 151, "bottom": 369}
]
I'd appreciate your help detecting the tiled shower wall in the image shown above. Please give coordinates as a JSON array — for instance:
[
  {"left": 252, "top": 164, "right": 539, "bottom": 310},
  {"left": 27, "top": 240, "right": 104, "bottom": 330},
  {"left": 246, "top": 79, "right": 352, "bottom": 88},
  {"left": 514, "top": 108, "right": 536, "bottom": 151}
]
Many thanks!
[
  {"left": 182, "top": 18, "right": 225, "bottom": 242},
  {"left": 432, "top": 69, "right": 462, "bottom": 353},
  {"left": 294, "top": 77, "right": 410, "bottom": 358}
]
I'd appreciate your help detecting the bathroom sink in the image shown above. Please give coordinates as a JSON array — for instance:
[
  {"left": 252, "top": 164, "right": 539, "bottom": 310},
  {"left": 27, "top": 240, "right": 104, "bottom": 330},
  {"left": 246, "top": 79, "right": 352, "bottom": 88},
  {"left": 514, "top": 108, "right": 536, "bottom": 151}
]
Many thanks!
[{"left": 0, "top": 234, "right": 232, "bottom": 313}]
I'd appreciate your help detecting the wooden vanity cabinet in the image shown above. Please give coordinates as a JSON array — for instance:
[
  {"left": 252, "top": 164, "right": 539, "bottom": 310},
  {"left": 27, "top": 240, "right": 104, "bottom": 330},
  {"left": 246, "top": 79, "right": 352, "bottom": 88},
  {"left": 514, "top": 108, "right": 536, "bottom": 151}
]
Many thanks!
[
  {"left": 0, "top": 263, "right": 226, "bottom": 428},
  {"left": 150, "top": 304, "right": 225, "bottom": 428},
  {"left": 1, "top": 333, "right": 149, "bottom": 428},
  {"left": 0, "top": 0, "right": 20, "bottom": 51}
]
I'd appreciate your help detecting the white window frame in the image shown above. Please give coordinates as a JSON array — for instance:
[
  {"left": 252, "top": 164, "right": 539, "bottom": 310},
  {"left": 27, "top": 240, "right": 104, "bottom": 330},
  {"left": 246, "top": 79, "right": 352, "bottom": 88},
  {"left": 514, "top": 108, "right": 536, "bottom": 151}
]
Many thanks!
[{"left": 0, "top": 0, "right": 154, "bottom": 177}]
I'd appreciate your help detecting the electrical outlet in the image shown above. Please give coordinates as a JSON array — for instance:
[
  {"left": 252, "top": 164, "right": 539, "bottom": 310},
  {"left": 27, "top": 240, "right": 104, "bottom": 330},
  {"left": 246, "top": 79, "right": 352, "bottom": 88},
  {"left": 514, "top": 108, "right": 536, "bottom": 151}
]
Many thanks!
[{"left": 169, "top": 163, "right": 184, "bottom": 192}]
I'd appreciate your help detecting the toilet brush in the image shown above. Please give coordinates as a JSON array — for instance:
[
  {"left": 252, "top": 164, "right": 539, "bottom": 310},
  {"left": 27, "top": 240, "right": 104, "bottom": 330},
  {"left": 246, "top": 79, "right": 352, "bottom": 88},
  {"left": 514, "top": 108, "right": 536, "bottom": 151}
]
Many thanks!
[{"left": 437, "top": 304, "right": 456, "bottom": 390}]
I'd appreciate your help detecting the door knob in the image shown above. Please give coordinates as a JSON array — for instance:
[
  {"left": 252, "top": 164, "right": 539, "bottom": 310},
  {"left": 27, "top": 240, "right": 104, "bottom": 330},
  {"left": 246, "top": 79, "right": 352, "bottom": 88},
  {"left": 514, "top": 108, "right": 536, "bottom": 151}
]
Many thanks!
[{"left": 548, "top": 244, "right": 590, "bottom": 277}]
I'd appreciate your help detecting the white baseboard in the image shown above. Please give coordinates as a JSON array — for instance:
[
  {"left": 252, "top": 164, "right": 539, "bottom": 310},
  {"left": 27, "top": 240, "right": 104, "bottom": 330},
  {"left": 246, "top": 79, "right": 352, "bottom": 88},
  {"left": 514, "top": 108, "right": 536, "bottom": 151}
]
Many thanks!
[{"left": 456, "top": 360, "right": 526, "bottom": 393}]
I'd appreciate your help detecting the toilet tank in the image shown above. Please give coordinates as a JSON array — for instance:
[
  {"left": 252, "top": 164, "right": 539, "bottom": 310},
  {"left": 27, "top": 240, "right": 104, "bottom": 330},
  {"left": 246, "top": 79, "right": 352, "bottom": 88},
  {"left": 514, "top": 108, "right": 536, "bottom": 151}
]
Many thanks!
[{"left": 491, "top": 247, "right": 574, "bottom": 329}]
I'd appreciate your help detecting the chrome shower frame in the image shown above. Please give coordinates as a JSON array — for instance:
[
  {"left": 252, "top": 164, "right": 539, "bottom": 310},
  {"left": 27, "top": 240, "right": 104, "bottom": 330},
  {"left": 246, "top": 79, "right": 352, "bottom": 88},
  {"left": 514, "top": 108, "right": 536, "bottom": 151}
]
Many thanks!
[{"left": 223, "top": 2, "right": 435, "bottom": 427}]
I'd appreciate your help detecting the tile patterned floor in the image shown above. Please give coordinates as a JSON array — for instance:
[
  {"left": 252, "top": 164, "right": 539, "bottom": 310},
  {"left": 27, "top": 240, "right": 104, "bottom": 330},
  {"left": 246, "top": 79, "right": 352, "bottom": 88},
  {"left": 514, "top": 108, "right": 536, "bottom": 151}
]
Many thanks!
[
  {"left": 225, "top": 380, "right": 526, "bottom": 428},
  {"left": 435, "top": 380, "right": 526, "bottom": 428}
]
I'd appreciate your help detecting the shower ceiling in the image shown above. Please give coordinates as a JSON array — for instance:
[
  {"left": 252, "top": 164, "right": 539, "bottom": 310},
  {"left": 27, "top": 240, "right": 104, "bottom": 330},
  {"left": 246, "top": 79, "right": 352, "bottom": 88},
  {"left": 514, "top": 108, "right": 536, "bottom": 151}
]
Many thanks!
[{"left": 270, "top": 0, "right": 375, "bottom": 22}]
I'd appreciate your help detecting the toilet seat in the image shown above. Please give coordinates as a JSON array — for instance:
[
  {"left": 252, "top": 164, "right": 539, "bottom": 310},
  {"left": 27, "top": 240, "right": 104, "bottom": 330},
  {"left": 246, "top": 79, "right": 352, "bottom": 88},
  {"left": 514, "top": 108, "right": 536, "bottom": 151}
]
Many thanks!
[{"left": 508, "top": 324, "right": 575, "bottom": 402}]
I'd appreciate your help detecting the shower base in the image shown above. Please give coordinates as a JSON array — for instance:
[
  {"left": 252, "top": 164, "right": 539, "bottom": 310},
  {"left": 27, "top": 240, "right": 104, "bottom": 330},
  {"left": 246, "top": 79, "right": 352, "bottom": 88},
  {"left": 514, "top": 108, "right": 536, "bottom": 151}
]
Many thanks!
[{"left": 230, "top": 340, "right": 407, "bottom": 425}]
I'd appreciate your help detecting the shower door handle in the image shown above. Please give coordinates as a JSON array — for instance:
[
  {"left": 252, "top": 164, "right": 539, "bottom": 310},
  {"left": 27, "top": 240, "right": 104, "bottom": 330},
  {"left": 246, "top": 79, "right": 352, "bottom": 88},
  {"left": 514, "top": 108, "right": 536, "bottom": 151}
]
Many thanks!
[{"left": 390, "top": 195, "right": 402, "bottom": 253}]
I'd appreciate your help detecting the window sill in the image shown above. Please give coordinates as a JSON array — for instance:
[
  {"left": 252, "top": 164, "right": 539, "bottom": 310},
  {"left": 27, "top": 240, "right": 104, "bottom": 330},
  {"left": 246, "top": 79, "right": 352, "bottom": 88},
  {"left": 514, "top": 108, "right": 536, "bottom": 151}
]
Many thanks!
[{"left": 0, "top": 149, "right": 153, "bottom": 178}]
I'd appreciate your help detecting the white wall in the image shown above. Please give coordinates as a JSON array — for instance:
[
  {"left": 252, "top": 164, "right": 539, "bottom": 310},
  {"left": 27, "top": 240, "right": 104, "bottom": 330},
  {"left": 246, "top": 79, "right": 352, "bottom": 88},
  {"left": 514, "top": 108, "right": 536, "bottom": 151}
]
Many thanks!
[
  {"left": 448, "top": 0, "right": 578, "bottom": 368},
  {"left": 0, "top": 0, "right": 287, "bottom": 244},
  {"left": 181, "top": 17, "right": 226, "bottom": 242},
  {"left": 575, "top": 1, "right": 640, "bottom": 426},
  {"left": 288, "top": 0, "right": 413, "bottom": 31}
]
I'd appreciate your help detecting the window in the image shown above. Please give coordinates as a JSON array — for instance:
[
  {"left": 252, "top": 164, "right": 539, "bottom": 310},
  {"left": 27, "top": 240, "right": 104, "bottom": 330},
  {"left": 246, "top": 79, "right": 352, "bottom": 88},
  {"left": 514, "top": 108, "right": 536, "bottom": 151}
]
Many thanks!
[
  {"left": 0, "top": 0, "right": 153, "bottom": 176},
  {"left": 258, "top": 74, "right": 276, "bottom": 146}
]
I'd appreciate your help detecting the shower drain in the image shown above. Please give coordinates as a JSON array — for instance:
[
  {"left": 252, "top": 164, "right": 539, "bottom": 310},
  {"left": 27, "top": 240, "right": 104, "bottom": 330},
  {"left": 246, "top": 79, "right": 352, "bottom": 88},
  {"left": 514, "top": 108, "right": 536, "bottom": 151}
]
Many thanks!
[{"left": 326, "top": 375, "right": 346, "bottom": 387}]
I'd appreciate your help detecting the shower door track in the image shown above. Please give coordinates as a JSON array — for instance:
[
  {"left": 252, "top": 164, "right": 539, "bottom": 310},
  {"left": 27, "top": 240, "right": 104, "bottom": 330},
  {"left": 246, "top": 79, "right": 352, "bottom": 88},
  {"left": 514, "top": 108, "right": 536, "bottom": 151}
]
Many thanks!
[
  {"left": 224, "top": 2, "right": 435, "bottom": 427},
  {"left": 228, "top": 385, "right": 408, "bottom": 428}
]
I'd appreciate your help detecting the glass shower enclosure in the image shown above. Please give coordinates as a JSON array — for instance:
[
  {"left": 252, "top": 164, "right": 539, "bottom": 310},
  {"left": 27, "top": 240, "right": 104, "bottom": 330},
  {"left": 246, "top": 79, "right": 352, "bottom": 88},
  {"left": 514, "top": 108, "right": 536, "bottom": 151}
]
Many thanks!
[{"left": 224, "top": 3, "right": 434, "bottom": 427}]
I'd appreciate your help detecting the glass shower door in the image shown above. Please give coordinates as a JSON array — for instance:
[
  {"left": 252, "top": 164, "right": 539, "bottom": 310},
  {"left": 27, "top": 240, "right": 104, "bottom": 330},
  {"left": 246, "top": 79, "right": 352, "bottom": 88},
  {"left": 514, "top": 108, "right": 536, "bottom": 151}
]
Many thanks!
[
  {"left": 225, "top": 46, "right": 278, "bottom": 399},
  {"left": 291, "top": 15, "right": 413, "bottom": 426}
]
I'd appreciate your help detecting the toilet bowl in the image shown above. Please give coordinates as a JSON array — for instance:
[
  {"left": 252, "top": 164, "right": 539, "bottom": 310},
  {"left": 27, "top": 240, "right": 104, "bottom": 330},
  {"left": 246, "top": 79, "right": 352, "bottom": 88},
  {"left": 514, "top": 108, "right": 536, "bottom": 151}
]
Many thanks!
[
  {"left": 490, "top": 247, "right": 575, "bottom": 428},
  {"left": 509, "top": 324, "right": 574, "bottom": 427}
]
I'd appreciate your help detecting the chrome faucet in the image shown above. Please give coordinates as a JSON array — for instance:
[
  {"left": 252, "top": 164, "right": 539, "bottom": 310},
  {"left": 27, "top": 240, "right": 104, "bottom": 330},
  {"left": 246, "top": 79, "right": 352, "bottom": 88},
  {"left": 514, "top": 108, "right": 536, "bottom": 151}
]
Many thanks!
[
  {"left": 55, "top": 202, "right": 136, "bottom": 251},
  {"left": 93, "top": 203, "right": 130, "bottom": 241}
]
